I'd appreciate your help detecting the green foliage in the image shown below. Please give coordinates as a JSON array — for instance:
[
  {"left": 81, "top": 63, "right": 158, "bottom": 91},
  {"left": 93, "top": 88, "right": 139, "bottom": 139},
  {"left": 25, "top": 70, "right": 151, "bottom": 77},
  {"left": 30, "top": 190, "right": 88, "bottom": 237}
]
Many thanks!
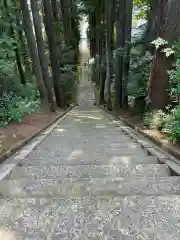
[
  {"left": 144, "top": 110, "right": 168, "bottom": 130},
  {"left": 168, "top": 59, "right": 180, "bottom": 102},
  {"left": 171, "top": 40, "right": 180, "bottom": 58},
  {"left": 144, "top": 106, "right": 180, "bottom": 142},
  {"left": 0, "top": 1, "right": 41, "bottom": 127},
  {"left": 141, "top": 39, "right": 180, "bottom": 142},
  {"left": 127, "top": 23, "right": 152, "bottom": 99},
  {"left": 128, "top": 49, "right": 152, "bottom": 98},
  {"left": 4, "top": 77, "right": 38, "bottom": 99},
  {"left": 162, "top": 107, "right": 180, "bottom": 142},
  {"left": 0, "top": 91, "right": 40, "bottom": 126},
  {"left": 0, "top": 77, "right": 40, "bottom": 126},
  {"left": 61, "top": 65, "right": 77, "bottom": 105},
  {"left": 168, "top": 41, "right": 180, "bottom": 104},
  {"left": 0, "top": 0, "right": 82, "bottom": 126},
  {"left": 0, "top": 33, "right": 16, "bottom": 77},
  {"left": 133, "top": 0, "right": 149, "bottom": 19}
]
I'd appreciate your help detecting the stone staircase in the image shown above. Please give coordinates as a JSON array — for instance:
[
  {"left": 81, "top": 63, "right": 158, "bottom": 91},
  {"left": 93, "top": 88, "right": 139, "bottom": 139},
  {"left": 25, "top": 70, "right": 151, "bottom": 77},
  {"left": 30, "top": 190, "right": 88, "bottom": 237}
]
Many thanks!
[{"left": 0, "top": 106, "right": 180, "bottom": 239}]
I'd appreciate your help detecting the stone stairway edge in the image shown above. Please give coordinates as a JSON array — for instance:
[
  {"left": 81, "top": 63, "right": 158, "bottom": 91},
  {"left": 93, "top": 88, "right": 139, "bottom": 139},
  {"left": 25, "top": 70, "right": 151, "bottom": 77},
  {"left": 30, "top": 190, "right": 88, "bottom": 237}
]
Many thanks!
[
  {"left": 100, "top": 107, "right": 180, "bottom": 175},
  {"left": 0, "top": 106, "right": 76, "bottom": 181}
]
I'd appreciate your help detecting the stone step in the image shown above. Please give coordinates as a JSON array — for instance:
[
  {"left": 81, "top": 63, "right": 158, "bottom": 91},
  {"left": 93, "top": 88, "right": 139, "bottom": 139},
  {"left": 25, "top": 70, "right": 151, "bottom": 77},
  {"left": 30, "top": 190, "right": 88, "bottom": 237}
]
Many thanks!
[
  {"left": 0, "top": 228, "right": 177, "bottom": 240},
  {"left": 34, "top": 142, "right": 144, "bottom": 151},
  {"left": 8, "top": 164, "right": 170, "bottom": 179},
  {"left": 1, "top": 176, "right": 180, "bottom": 198},
  {"left": 26, "top": 147, "right": 148, "bottom": 162},
  {"left": 23, "top": 155, "right": 159, "bottom": 166},
  {"left": 38, "top": 134, "right": 136, "bottom": 141},
  {"left": 82, "top": 148, "right": 148, "bottom": 154},
  {"left": 31, "top": 143, "right": 143, "bottom": 155},
  {"left": 30, "top": 141, "right": 146, "bottom": 150},
  {"left": 30, "top": 148, "right": 148, "bottom": 156},
  {"left": 25, "top": 151, "right": 148, "bottom": 163},
  {"left": 40, "top": 132, "right": 134, "bottom": 140},
  {"left": 0, "top": 196, "right": 179, "bottom": 239}
]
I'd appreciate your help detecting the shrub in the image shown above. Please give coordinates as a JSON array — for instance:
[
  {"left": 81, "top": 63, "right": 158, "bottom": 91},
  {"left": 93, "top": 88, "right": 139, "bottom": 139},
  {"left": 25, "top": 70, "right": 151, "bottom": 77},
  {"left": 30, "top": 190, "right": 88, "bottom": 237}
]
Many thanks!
[
  {"left": 128, "top": 50, "right": 152, "bottom": 98},
  {"left": 162, "top": 106, "right": 180, "bottom": 142},
  {"left": 144, "top": 110, "right": 168, "bottom": 130},
  {"left": 61, "top": 64, "right": 77, "bottom": 105},
  {"left": 168, "top": 58, "right": 180, "bottom": 104},
  {"left": 0, "top": 83, "right": 40, "bottom": 127}
]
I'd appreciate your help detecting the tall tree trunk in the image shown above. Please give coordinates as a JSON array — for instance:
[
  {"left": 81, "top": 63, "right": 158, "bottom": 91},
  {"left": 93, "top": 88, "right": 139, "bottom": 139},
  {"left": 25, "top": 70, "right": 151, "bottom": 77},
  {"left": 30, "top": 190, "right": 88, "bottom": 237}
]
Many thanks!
[
  {"left": 4, "top": 0, "right": 26, "bottom": 85},
  {"left": 168, "top": 0, "right": 180, "bottom": 43},
  {"left": 70, "top": 1, "right": 80, "bottom": 67},
  {"left": 99, "top": 69, "right": 106, "bottom": 104},
  {"left": 18, "top": 26, "right": 32, "bottom": 74},
  {"left": 147, "top": 0, "right": 180, "bottom": 109},
  {"left": 105, "top": 0, "right": 114, "bottom": 110},
  {"left": 13, "top": 30, "right": 26, "bottom": 85},
  {"left": 51, "top": 0, "right": 59, "bottom": 21},
  {"left": 114, "top": 0, "right": 126, "bottom": 108},
  {"left": 20, "top": 0, "right": 49, "bottom": 110},
  {"left": 147, "top": 0, "right": 169, "bottom": 109},
  {"left": 99, "top": 0, "right": 106, "bottom": 104},
  {"left": 50, "top": 1, "right": 60, "bottom": 44},
  {"left": 50, "top": 0, "right": 62, "bottom": 63},
  {"left": 141, "top": 0, "right": 159, "bottom": 52},
  {"left": 30, "top": 0, "right": 56, "bottom": 112},
  {"left": 122, "top": 0, "right": 133, "bottom": 108},
  {"left": 89, "top": 11, "right": 97, "bottom": 58},
  {"left": 42, "top": 0, "right": 64, "bottom": 108},
  {"left": 15, "top": 4, "right": 32, "bottom": 74},
  {"left": 60, "top": 0, "right": 72, "bottom": 46}
]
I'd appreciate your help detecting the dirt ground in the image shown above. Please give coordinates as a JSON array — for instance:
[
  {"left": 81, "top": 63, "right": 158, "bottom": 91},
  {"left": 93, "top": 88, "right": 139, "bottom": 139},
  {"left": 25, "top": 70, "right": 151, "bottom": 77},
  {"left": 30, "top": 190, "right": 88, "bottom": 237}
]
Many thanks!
[{"left": 0, "top": 111, "right": 63, "bottom": 158}]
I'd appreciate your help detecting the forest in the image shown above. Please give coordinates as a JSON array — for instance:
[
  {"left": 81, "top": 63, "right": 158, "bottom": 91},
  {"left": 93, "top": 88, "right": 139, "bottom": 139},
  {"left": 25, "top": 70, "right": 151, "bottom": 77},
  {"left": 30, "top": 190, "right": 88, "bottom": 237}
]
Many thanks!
[
  {"left": 1, "top": 0, "right": 180, "bottom": 143},
  {"left": 0, "top": 0, "right": 80, "bottom": 125},
  {"left": 85, "top": 0, "right": 180, "bottom": 143}
]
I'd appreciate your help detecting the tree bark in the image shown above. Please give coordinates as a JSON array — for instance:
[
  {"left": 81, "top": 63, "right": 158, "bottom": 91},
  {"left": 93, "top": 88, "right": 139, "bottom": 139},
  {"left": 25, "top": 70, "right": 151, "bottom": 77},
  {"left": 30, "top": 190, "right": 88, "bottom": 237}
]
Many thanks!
[
  {"left": 147, "top": 0, "right": 180, "bottom": 109},
  {"left": 98, "top": 0, "right": 106, "bottom": 104},
  {"left": 147, "top": 0, "right": 169, "bottom": 109},
  {"left": 122, "top": 0, "right": 133, "bottom": 108},
  {"left": 89, "top": 11, "right": 97, "bottom": 58},
  {"left": 167, "top": 0, "right": 180, "bottom": 43},
  {"left": 20, "top": 0, "right": 49, "bottom": 111},
  {"left": 18, "top": 26, "right": 32, "bottom": 74},
  {"left": 141, "top": 0, "right": 159, "bottom": 52},
  {"left": 99, "top": 69, "right": 106, "bottom": 104},
  {"left": 30, "top": 0, "right": 56, "bottom": 112},
  {"left": 105, "top": 0, "right": 114, "bottom": 110},
  {"left": 60, "top": 0, "right": 72, "bottom": 46},
  {"left": 4, "top": 0, "right": 26, "bottom": 85},
  {"left": 50, "top": 0, "right": 59, "bottom": 22},
  {"left": 42, "top": 0, "right": 64, "bottom": 108},
  {"left": 50, "top": 0, "right": 63, "bottom": 63},
  {"left": 114, "top": 0, "right": 126, "bottom": 108}
]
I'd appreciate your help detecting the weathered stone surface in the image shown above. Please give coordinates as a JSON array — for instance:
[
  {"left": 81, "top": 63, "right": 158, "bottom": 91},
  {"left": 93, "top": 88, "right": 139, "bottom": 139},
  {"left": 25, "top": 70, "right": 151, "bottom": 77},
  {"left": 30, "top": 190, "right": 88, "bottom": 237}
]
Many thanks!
[
  {"left": 22, "top": 155, "right": 159, "bottom": 166},
  {"left": 0, "top": 78, "right": 177, "bottom": 239},
  {"left": 0, "top": 228, "right": 177, "bottom": 240},
  {"left": 0, "top": 196, "right": 179, "bottom": 239},
  {"left": 1, "top": 176, "right": 180, "bottom": 198},
  {"left": 21, "top": 104, "right": 148, "bottom": 166},
  {"left": 8, "top": 164, "right": 170, "bottom": 179}
]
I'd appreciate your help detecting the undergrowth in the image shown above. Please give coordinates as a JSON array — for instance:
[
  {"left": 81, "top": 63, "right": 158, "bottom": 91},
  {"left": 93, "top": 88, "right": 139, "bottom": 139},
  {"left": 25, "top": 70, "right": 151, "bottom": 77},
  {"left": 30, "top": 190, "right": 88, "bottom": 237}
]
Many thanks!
[{"left": 0, "top": 79, "right": 40, "bottom": 127}]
